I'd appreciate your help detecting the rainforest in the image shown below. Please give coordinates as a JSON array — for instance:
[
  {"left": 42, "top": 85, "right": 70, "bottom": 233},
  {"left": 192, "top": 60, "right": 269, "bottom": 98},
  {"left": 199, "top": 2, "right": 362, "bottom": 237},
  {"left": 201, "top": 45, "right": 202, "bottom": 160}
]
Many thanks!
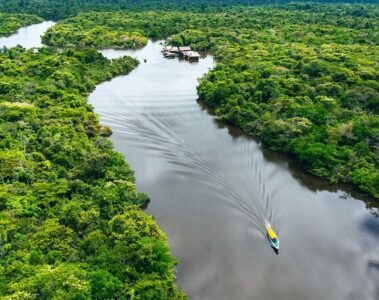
[
  {"left": 0, "top": 26, "right": 184, "bottom": 300},
  {"left": 0, "top": 1, "right": 378, "bottom": 299},
  {"left": 0, "top": 13, "right": 42, "bottom": 35}
]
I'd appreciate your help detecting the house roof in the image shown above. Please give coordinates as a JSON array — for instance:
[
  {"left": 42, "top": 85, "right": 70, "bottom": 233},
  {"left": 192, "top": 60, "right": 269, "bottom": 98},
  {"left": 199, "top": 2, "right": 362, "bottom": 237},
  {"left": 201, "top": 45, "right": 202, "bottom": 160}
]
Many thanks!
[
  {"left": 179, "top": 46, "right": 191, "bottom": 51},
  {"left": 187, "top": 51, "right": 201, "bottom": 57}
]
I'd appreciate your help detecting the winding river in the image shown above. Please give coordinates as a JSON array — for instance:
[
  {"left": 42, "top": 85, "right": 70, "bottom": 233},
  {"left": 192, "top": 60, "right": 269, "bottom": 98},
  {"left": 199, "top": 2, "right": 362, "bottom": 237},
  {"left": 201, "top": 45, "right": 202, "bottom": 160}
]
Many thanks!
[
  {"left": 2, "top": 22, "right": 379, "bottom": 300},
  {"left": 0, "top": 21, "right": 55, "bottom": 48}
]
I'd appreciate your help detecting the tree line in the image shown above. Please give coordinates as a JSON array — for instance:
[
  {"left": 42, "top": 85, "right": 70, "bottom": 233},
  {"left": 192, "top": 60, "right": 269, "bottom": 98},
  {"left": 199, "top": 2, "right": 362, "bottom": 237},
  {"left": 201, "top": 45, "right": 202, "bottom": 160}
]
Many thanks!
[
  {"left": 0, "top": 0, "right": 378, "bottom": 19},
  {"left": 0, "top": 41, "right": 185, "bottom": 299},
  {"left": 0, "top": 12, "right": 42, "bottom": 35}
]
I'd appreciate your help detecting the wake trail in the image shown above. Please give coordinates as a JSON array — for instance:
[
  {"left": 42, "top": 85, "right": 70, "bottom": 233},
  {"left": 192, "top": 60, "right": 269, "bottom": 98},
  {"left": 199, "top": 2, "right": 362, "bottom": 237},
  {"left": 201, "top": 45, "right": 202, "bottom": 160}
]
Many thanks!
[{"left": 96, "top": 103, "right": 278, "bottom": 238}]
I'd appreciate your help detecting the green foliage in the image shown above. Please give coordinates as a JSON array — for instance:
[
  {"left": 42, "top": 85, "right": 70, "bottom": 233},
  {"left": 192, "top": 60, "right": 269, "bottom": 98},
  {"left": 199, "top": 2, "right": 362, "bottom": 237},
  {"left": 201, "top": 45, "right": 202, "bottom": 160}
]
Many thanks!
[
  {"left": 42, "top": 13, "right": 149, "bottom": 49},
  {"left": 7, "top": 264, "right": 91, "bottom": 300},
  {"left": 42, "top": 11, "right": 199, "bottom": 49},
  {"left": 0, "top": 46, "right": 185, "bottom": 298},
  {"left": 0, "top": 13, "right": 42, "bottom": 36},
  {"left": 0, "top": 0, "right": 377, "bottom": 20}
]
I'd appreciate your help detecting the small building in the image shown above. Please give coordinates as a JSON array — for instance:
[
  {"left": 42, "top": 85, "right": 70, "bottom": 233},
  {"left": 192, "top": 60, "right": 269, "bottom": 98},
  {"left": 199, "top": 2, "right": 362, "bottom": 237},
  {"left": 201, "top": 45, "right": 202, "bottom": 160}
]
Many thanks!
[
  {"left": 179, "top": 46, "right": 191, "bottom": 52},
  {"left": 163, "top": 45, "right": 179, "bottom": 53},
  {"left": 162, "top": 45, "right": 200, "bottom": 61},
  {"left": 163, "top": 45, "right": 172, "bottom": 52},
  {"left": 184, "top": 51, "right": 201, "bottom": 61}
]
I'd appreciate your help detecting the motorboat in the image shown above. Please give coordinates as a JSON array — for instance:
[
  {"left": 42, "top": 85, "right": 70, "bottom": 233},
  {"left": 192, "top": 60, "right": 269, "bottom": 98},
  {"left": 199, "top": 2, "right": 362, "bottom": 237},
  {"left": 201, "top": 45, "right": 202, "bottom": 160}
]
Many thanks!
[{"left": 266, "top": 225, "right": 279, "bottom": 251}]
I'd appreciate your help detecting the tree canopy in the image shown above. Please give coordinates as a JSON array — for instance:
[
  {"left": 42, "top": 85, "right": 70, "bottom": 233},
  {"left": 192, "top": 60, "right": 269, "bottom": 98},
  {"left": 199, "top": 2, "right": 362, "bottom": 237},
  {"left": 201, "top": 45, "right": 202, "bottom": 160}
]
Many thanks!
[
  {"left": 0, "top": 45, "right": 185, "bottom": 299},
  {"left": 0, "top": 0, "right": 378, "bottom": 19},
  {"left": 0, "top": 13, "right": 42, "bottom": 36}
]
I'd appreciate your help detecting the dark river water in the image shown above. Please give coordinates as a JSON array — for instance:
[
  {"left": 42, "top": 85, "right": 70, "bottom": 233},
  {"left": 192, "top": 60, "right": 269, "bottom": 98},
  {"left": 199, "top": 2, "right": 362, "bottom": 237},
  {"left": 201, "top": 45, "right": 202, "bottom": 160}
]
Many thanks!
[{"left": 2, "top": 24, "right": 379, "bottom": 300}]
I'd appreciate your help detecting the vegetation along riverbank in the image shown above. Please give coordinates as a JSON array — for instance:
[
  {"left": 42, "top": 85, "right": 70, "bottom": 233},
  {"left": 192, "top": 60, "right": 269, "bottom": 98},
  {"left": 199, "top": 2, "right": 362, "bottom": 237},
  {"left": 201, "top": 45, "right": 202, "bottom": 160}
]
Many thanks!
[
  {"left": 0, "top": 13, "right": 42, "bottom": 36},
  {"left": 0, "top": 17, "right": 186, "bottom": 298},
  {"left": 41, "top": 5, "right": 379, "bottom": 198}
]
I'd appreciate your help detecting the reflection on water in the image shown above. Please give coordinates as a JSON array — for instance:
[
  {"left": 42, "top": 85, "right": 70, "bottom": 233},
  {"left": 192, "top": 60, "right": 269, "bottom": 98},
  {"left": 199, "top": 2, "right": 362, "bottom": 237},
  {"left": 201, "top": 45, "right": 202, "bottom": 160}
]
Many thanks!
[
  {"left": 204, "top": 105, "right": 379, "bottom": 217},
  {"left": 90, "top": 41, "right": 379, "bottom": 300},
  {"left": 0, "top": 21, "right": 55, "bottom": 49}
]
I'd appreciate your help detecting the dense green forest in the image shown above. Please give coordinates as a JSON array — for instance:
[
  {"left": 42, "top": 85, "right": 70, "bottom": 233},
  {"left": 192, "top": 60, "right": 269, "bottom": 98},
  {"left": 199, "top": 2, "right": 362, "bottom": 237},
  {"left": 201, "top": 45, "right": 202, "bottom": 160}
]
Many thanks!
[
  {"left": 0, "top": 0, "right": 377, "bottom": 19},
  {"left": 0, "top": 13, "right": 42, "bottom": 35},
  {"left": 41, "top": 5, "right": 379, "bottom": 198},
  {"left": 0, "top": 44, "right": 185, "bottom": 298}
]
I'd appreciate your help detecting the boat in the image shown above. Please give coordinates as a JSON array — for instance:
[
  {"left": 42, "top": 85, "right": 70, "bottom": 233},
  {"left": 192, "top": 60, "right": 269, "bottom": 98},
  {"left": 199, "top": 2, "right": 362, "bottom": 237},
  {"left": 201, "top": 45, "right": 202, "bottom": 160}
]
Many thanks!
[{"left": 266, "top": 225, "right": 279, "bottom": 251}]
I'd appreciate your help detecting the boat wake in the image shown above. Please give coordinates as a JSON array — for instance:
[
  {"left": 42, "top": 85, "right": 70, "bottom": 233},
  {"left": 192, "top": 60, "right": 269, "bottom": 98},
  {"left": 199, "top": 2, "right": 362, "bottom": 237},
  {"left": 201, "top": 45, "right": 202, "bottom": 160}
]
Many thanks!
[{"left": 95, "top": 98, "right": 279, "bottom": 248}]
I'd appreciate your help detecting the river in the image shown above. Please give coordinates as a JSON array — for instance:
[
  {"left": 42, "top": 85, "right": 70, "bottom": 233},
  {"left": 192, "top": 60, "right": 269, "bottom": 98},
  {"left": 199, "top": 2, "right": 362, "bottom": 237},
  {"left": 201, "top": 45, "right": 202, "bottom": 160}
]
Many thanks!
[
  {"left": 2, "top": 23, "right": 379, "bottom": 300},
  {"left": 0, "top": 21, "right": 55, "bottom": 48}
]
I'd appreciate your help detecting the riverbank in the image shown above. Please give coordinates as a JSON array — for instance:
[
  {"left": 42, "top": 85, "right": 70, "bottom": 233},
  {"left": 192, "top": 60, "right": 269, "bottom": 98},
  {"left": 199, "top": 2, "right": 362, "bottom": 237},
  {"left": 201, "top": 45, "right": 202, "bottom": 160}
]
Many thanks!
[
  {"left": 0, "top": 13, "right": 42, "bottom": 36},
  {"left": 0, "top": 22, "right": 185, "bottom": 299}
]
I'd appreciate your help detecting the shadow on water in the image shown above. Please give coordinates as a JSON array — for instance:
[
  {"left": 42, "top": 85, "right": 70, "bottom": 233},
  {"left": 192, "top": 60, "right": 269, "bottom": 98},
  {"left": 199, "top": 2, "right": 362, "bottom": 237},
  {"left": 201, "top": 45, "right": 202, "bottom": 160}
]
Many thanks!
[
  {"left": 97, "top": 104, "right": 278, "bottom": 243},
  {"left": 198, "top": 101, "right": 378, "bottom": 217}
]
